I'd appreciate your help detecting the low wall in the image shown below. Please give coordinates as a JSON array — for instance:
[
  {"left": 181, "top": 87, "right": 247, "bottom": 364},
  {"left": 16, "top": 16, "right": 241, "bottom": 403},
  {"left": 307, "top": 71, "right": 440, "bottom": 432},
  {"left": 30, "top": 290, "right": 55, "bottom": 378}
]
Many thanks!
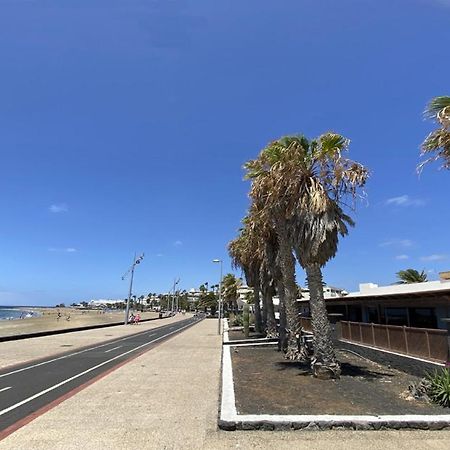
[{"left": 337, "top": 339, "right": 445, "bottom": 378}]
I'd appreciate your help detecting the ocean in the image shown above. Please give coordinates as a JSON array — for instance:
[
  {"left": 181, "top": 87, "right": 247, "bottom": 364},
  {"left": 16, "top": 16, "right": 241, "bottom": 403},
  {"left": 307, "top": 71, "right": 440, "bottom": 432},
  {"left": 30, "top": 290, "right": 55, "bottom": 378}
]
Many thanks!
[{"left": 0, "top": 306, "right": 37, "bottom": 320}]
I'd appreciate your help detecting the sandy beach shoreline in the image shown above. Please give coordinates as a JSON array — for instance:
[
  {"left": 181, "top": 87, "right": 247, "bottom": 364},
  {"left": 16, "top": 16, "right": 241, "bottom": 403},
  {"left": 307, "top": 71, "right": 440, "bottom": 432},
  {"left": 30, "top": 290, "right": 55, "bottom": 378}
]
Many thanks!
[{"left": 0, "top": 308, "right": 159, "bottom": 338}]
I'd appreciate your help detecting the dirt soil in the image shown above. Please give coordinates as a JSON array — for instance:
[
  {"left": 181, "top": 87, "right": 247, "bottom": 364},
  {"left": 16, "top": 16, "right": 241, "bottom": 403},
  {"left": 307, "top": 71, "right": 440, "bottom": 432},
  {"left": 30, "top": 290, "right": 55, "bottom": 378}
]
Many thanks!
[
  {"left": 228, "top": 330, "right": 267, "bottom": 341},
  {"left": 231, "top": 346, "right": 446, "bottom": 415}
]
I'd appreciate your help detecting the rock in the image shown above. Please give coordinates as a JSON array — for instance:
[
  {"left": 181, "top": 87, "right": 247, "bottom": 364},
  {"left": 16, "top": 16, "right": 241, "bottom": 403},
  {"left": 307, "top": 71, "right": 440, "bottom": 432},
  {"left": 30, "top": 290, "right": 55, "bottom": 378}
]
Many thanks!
[
  {"left": 353, "top": 421, "right": 372, "bottom": 431},
  {"left": 304, "top": 422, "right": 320, "bottom": 431},
  {"left": 218, "top": 420, "right": 237, "bottom": 431},
  {"left": 261, "top": 421, "right": 275, "bottom": 431}
]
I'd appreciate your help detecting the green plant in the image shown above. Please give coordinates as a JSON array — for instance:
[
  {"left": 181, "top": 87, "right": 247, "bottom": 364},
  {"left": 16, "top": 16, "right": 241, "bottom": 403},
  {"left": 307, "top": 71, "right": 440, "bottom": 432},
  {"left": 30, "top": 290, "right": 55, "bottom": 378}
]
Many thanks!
[
  {"left": 230, "top": 313, "right": 243, "bottom": 327},
  {"left": 426, "top": 368, "right": 450, "bottom": 407},
  {"left": 243, "top": 303, "right": 249, "bottom": 338}
]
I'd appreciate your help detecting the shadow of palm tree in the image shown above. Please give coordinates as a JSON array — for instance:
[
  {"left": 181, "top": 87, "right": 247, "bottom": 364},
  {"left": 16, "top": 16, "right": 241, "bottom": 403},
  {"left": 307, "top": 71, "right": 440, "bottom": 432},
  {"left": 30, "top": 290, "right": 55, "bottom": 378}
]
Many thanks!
[
  {"left": 275, "top": 360, "right": 394, "bottom": 380},
  {"left": 340, "top": 362, "right": 394, "bottom": 380}
]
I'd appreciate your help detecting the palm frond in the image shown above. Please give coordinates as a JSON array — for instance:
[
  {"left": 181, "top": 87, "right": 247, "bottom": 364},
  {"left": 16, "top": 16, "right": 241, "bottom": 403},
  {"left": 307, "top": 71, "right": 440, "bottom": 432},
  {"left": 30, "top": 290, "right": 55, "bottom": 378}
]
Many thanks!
[
  {"left": 396, "top": 269, "right": 428, "bottom": 284},
  {"left": 424, "top": 96, "right": 450, "bottom": 120},
  {"left": 419, "top": 95, "right": 450, "bottom": 171}
]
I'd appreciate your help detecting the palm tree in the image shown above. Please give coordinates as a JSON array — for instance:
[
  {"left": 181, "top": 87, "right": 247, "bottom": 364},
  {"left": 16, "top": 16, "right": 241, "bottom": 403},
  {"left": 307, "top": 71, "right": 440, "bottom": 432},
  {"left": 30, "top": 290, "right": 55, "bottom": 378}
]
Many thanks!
[
  {"left": 419, "top": 96, "right": 450, "bottom": 171},
  {"left": 245, "top": 153, "right": 305, "bottom": 360},
  {"left": 228, "top": 224, "right": 263, "bottom": 333},
  {"left": 198, "top": 284, "right": 217, "bottom": 314},
  {"left": 221, "top": 273, "right": 242, "bottom": 313},
  {"left": 259, "top": 261, "right": 278, "bottom": 338},
  {"left": 246, "top": 133, "right": 368, "bottom": 379},
  {"left": 247, "top": 206, "right": 279, "bottom": 339},
  {"left": 396, "top": 269, "right": 428, "bottom": 284}
]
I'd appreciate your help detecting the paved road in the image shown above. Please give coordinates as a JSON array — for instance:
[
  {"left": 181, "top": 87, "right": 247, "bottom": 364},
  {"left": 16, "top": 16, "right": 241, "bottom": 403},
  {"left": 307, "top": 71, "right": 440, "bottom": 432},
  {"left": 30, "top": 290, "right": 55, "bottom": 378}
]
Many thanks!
[{"left": 0, "top": 316, "right": 201, "bottom": 433}]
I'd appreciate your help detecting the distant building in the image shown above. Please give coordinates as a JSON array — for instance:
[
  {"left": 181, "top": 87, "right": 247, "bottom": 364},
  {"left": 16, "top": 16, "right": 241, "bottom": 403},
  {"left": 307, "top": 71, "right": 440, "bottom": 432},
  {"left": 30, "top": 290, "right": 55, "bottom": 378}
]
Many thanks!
[
  {"left": 187, "top": 288, "right": 202, "bottom": 303},
  {"left": 272, "top": 285, "right": 347, "bottom": 319},
  {"left": 237, "top": 285, "right": 253, "bottom": 302},
  {"left": 86, "top": 299, "right": 124, "bottom": 308}
]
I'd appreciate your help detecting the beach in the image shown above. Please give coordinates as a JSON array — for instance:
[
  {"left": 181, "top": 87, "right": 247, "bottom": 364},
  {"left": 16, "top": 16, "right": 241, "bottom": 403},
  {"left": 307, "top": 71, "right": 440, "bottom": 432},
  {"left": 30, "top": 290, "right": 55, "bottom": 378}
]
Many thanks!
[{"left": 0, "top": 308, "right": 158, "bottom": 338}]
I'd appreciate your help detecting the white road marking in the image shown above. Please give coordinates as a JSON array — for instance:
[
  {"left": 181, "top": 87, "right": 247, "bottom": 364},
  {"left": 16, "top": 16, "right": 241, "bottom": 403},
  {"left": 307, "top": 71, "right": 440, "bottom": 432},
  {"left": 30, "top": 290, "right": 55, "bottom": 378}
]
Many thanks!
[
  {"left": 0, "top": 386, "right": 12, "bottom": 393},
  {"left": 104, "top": 346, "right": 122, "bottom": 353},
  {"left": 0, "top": 320, "right": 190, "bottom": 379},
  {"left": 0, "top": 320, "right": 196, "bottom": 417}
]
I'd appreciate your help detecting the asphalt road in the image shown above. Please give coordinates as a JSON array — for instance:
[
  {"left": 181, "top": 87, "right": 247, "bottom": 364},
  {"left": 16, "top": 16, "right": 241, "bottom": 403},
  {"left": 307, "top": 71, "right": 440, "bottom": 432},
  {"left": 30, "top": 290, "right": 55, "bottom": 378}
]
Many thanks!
[{"left": 0, "top": 315, "right": 202, "bottom": 433}]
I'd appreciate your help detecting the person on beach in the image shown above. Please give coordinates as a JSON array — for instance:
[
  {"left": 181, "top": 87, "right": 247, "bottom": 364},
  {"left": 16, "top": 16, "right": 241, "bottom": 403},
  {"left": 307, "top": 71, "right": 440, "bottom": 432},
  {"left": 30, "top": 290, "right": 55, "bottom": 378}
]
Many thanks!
[
  {"left": 57, "top": 310, "right": 61, "bottom": 321},
  {"left": 135, "top": 313, "right": 141, "bottom": 324},
  {"left": 129, "top": 312, "right": 135, "bottom": 324}
]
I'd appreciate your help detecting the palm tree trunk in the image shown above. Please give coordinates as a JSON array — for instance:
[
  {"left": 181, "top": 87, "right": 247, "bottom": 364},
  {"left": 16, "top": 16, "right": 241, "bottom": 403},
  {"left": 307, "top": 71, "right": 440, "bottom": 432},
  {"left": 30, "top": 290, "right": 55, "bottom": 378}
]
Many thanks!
[
  {"left": 305, "top": 263, "right": 341, "bottom": 379},
  {"left": 260, "top": 266, "right": 269, "bottom": 332},
  {"left": 275, "top": 224, "right": 302, "bottom": 359},
  {"left": 261, "top": 268, "right": 276, "bottom": 337},
  {"left": 261, "top": 280, "right": 268, "bottom": 331},
  {"left": 265, "top": 283, "right": 277, "bottom": 338},
  {"left": 253, "top": 269, "right": 263, "bottom": 334},
  {"left": 232, "top": 297, "right": 238, "bottom": 315},
  {"left": 277, "top": 279, "right": 288, "bottom": 351}
]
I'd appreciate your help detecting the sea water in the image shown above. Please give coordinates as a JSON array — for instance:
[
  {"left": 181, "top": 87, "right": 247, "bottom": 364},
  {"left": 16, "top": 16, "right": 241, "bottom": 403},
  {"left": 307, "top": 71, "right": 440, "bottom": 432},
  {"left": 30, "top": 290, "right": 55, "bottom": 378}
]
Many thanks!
[{"left": 0, "top": 307, "right": 37, "bottom": 320}]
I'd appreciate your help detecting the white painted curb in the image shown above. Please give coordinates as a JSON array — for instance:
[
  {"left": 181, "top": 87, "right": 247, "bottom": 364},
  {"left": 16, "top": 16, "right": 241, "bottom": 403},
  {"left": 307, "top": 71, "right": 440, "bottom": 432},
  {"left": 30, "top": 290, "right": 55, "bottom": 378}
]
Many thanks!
[{"left": 223, "top": 319, "right": 230, "bottom": 344}]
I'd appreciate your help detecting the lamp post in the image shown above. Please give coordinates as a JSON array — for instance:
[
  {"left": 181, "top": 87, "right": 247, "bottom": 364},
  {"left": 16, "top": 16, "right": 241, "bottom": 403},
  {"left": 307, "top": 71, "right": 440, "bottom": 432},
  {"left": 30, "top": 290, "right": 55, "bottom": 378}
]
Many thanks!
[
  {"left": 172, "top": 278, "right": 180, "bottom": 313},
  {"left": 212, "top": 259, "right": 223, "bottom": 335},
  {"left": 122, "top": 253, "right": 144, "bottom": 325}
]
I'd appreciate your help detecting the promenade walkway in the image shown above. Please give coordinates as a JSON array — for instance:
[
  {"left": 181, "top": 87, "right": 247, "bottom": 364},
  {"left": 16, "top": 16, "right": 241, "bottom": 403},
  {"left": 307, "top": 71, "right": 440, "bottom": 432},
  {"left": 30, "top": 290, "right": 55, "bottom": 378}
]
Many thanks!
[{"left": 0, "top": 319, "right": 449, "bottom": 449}]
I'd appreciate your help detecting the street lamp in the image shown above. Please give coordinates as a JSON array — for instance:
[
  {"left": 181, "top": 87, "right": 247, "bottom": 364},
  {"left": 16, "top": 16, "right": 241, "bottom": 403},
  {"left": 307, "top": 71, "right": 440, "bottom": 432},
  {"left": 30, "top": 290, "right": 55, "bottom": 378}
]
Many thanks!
[
  {"left": 172, "top": 278, "right": 180, "bottom": 313},
  {"left": 122, "top": 253, "right": 144, "bottom": 325},
  {"left": 212, "top": 259, "right": 223, "bottom": 335}
]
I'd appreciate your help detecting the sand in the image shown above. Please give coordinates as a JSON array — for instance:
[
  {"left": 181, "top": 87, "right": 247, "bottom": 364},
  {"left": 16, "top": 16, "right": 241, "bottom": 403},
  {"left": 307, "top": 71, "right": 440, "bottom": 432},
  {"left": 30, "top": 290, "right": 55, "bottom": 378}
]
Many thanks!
[{"left": 0, "top": 308, "right": 159, "bottom": 338}]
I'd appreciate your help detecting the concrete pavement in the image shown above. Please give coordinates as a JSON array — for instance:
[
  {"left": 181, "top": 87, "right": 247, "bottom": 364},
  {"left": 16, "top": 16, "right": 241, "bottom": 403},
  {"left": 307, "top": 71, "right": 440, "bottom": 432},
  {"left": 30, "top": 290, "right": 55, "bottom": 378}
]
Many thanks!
[{"left": 0, "top": 319, "right": 449, "bottom": 449}]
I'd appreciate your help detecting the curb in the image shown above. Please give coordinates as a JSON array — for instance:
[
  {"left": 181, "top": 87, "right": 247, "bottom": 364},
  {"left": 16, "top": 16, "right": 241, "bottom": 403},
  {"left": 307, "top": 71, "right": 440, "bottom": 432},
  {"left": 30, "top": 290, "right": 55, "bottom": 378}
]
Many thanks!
[
  {"left": 219, "top": 342, "right": 450, "bottom": 431},
  {"left": 218, "top": 416, "right": 450, "bottom": 431},
  {"left": 223, "top": 338, "right": 278, "bottom": 346}
]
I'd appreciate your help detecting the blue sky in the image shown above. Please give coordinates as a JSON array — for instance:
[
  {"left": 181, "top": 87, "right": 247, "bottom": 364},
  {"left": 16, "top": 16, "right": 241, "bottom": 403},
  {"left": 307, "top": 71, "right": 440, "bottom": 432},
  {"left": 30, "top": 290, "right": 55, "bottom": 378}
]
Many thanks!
[{"left": 0, "top": 0, "right": 449, "bottom": 306}]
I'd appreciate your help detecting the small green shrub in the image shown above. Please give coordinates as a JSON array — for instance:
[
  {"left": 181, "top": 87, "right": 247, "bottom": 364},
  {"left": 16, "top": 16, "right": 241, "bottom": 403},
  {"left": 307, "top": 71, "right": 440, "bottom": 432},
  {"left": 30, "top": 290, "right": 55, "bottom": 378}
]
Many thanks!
[
  {"left": 230, "top": 313, "right": 243, "bottom": 327},
  {"left": 426, "top": 368, "right": 450, "bottom": 408}
]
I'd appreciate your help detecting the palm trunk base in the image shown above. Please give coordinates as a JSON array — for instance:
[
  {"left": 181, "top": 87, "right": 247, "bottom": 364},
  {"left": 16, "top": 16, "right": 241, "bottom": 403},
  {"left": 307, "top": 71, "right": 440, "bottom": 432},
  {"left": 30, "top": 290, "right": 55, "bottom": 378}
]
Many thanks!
[
  {"left": 311, "top": 357, "right": 341, "bottom": 380},
  {"left": 278, "top": 330, "right": 288, "bottom": 352},
  {"left": 265, "top": 324, "right": 278, "bottom": 339},
  {"left": 284, "top": 336, "right": 310, "bottom": 361}
]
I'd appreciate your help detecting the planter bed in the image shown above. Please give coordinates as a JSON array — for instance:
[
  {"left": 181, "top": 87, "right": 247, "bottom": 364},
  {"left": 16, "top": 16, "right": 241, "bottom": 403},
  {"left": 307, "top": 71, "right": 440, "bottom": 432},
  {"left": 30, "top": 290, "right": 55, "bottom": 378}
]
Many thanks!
[{"left": 231, "top": 346, "right": 443, "bottom": 416}]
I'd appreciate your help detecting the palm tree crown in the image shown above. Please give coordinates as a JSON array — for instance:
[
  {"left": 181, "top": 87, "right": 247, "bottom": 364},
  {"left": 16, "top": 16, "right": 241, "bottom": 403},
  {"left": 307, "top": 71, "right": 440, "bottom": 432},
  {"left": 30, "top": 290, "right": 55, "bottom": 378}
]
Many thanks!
[
  {"left": 245, "top": 133, "right": 368, "bottom": 266},
  {"left": 420, "top": 96, "right": 450, "bottom": 171},
  {"left": 396, "top": 269, "right": 428, "bottom": 284}
]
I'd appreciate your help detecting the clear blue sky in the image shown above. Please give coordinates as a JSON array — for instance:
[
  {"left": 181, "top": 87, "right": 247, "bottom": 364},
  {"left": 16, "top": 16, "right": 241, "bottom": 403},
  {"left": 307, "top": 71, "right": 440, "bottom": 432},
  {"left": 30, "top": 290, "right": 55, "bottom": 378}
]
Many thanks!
[{"left": 1, "top": 0, "right": 449, "bottom": 306}]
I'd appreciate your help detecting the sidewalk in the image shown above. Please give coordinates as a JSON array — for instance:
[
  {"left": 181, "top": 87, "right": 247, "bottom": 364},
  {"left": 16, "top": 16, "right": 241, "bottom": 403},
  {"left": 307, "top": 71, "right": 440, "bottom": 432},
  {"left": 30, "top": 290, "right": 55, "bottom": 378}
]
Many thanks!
[{"left": 1, "top": 319, "right": 450, "bottom": 449}]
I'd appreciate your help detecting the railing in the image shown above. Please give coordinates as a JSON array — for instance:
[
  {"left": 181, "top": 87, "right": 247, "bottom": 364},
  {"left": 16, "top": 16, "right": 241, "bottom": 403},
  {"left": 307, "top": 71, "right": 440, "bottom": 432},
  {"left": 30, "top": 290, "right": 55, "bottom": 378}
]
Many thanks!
[{"left": 339, "top": 321, "right": 449, "bottom": 363}]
